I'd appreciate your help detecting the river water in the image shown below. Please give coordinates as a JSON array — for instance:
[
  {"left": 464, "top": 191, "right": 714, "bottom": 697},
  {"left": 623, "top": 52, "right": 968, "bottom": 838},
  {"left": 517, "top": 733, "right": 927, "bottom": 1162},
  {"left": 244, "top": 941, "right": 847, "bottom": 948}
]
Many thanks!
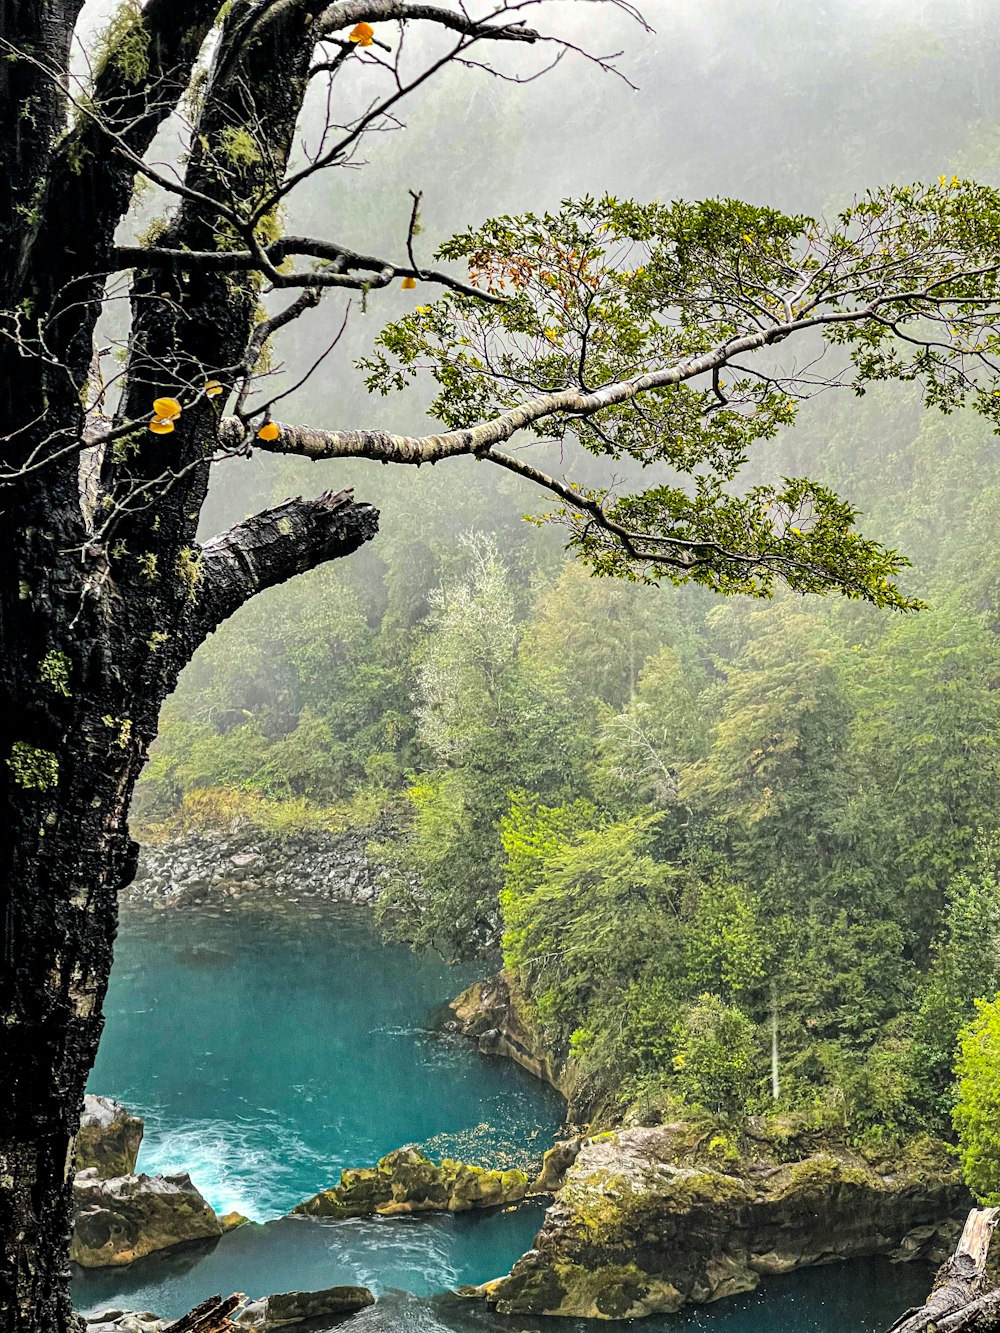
[{"left": 73, "top": 905, "right": 930, "bottom": 1330}]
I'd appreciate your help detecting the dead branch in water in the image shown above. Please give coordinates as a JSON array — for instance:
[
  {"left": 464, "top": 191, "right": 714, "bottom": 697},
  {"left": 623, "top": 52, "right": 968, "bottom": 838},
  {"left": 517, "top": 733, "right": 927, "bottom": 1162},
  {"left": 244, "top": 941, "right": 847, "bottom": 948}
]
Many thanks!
[{"left": 162, "top": 1295, "right": 243, "bottom": 1333}]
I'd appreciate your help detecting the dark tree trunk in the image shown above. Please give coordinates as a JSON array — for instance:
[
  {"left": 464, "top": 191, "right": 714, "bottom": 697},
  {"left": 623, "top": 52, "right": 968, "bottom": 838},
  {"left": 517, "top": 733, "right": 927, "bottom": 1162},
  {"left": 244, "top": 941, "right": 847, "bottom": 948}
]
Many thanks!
[
  {"left": 0, "top": 486, "right": 376, "bottom": 1332},
  {"left": 0, "top": 3, "right": 408, "bottom": 1327}
]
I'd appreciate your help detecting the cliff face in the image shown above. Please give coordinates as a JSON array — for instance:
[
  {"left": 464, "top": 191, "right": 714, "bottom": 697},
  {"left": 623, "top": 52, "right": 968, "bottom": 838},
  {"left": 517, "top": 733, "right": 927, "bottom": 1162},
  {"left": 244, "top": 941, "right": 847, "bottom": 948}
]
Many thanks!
[
  {"left": 477, "top": 1125, "right": 968, "bottom": 1320},
  {"left": 445, "top": 973, "right": 582, "bottom": 1110}
]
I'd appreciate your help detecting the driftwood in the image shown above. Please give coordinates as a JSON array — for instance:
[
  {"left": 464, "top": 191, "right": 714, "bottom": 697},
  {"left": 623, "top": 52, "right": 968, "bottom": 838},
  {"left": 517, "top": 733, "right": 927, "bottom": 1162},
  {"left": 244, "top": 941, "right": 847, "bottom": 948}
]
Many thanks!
[
  {"left": 887, "top": 1209, "right": 1000, "bottom": 1333},
  {"left": 162, "top": 1295, "right": 244, "bottom": 1333}
]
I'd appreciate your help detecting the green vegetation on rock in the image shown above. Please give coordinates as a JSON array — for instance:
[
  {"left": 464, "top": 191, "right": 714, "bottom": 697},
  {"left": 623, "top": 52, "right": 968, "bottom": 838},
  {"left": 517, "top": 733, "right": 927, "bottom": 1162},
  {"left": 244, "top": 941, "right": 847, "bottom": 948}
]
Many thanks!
[{"left": 292, "top": 1146, "right": 530, "bottom": 1218}]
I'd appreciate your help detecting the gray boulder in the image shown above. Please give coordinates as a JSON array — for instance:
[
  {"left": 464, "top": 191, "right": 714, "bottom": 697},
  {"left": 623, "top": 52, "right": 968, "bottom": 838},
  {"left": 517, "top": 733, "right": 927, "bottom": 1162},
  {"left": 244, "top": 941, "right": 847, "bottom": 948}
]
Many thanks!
[
  {"left": 71, "top": 1170, "right": 222, "bottom": 1268},
  {"left": 75, "top": 1096, "right": 144, "bottom": 1179},
  {"left": 84, "top": 1313, "right": 163, "bottom": 1333},
  {"left": 236, "top": 1286, "right": 375, "bottom": 1328}
]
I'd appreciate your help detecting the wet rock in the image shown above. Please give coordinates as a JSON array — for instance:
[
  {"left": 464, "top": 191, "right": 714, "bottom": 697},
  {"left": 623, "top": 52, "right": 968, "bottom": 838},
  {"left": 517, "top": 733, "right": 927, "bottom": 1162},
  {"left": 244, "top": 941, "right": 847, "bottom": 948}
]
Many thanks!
[
  {"left": 292, "top": 1147, "right": 530, "bottom": 1218},
  {"left": 532, "top": 1138, "right": 582, "bottom": 1193},
  {"left": 235, "top": 1286, "right": 375, "bottom": 1328},
  {"left": 71, "top": 1171, "right": 222, "bottom": 1268},
  {"left": 75, "top": 1096, "right": 145, "bottom": 1179},
  {"left": 84, "top": 1312, "right": 164, "bottom": 1333},
  {"left": 480, "top": 1127, "right": 970, "bottom": 1319},
  {"left": 445, "top": 973, "right": 572, "bottom": 1099},
  {"left": 219, "top": 1211, "right": 252, "bottom": 1232}
]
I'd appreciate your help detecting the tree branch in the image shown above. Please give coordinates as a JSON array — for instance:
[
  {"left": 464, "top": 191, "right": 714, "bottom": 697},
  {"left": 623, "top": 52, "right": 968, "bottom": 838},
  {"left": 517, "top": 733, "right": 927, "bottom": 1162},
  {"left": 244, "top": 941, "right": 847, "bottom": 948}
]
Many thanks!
[
  {"left": 110, "top": 237, "right": 502, "bottom": 302},
  {"left": 221, "top": 312, "right": 849, "bottom": 464},
  {"left": 886, "top": 1209, "right": 1000, "bottom": 1333},
  {"left": 314, "top": 1, "right": 539, "bottom": 43},
  {"left": 189, "top": 489, "right": 379, "bottom": 644}
]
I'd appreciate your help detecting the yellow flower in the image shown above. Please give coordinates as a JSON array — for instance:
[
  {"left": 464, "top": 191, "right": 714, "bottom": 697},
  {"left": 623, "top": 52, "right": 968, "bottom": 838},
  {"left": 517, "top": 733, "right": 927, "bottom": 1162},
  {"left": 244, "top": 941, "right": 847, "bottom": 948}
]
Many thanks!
[
  {"left": 543, "top": 328, "right": 559, "bottom": 343},
  {"left": 401, "top": 276, "right": 417, "bottom": 290},
  {"left": 204, "top": 379, "right": 223, "bottom": 399},
  {"left": 152, "top": 396, "right": 182, "bottom": 420},
  {"left": 257, "top": 421, "right": 280, "bottom": 441},
  {"left": 148, "top": 417, "right": 175, "bottom": 435},
  {"left": 349, "top": 21, "right": 375, "bottom": 45}
]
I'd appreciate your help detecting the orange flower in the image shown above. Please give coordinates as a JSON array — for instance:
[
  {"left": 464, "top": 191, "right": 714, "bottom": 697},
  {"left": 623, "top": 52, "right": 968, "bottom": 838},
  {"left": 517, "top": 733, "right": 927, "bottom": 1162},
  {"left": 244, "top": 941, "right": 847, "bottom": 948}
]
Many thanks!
[
  {"left": 152, "top": 396, "right": 182, "bottom": 420},
  {"left": 148, "top": 418, "right": 175, "bottom": 435},
  {"left": 257, "top": 421, "right": 280, "bottom": 441},
  {"left": 204, "top": 380, "right": 223, "bottom": 399},
  {"left": 401, "top": 276, "right": 417, "bottom": 290},
  {"left": 349, "top": 21, "right": 374, "bottom": 45}
]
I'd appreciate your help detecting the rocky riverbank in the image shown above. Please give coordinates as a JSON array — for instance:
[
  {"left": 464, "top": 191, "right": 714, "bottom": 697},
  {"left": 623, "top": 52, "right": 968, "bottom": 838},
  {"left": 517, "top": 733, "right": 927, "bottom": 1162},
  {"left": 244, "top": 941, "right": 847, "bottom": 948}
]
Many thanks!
[
  {"left": 444, "top": 972, "right": 584, "bottom": 1113},
  {"left": 444, "top": 973, "right": 973, "bottom": 1318},
  {"left": 125, "top": 823, "right": 387, "bottom": 910},
  {"left": 472, "top": 1124, "right": 968, "bottom": 1319},
  {"left": 84, "top": 1285, "right": 375, "bottom": 1332}
]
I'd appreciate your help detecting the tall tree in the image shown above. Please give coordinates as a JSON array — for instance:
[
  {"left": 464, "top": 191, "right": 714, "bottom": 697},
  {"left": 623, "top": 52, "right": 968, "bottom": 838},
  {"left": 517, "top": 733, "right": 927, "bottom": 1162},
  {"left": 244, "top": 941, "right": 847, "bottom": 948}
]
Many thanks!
[{"left": 5, "top": 5, "right": 1000, "bottom": 1327}]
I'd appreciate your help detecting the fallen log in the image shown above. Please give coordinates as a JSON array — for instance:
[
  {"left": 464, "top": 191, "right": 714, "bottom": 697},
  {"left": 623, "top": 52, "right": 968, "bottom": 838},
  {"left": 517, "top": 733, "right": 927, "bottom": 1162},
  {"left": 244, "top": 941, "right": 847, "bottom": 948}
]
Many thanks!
[
  {"left": 887, "top": 1208, "right": 1000, "bottom": 1333},
  {"left": 162, "top": 1295, "right": 244, "bottom": 1333}
]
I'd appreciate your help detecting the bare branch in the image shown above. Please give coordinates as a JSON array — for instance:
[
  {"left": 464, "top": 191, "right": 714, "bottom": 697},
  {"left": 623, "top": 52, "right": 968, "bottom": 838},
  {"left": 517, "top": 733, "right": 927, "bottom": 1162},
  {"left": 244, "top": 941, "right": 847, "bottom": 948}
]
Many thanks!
[
  {"left": 191, "top": 489, "right": 379, "bottom": 644},
  {"left": 315, "top": 2, "right": 539, "bottom": 44},
  {"left": 111, "top": 236, "right": 504, "bottom": 302}
]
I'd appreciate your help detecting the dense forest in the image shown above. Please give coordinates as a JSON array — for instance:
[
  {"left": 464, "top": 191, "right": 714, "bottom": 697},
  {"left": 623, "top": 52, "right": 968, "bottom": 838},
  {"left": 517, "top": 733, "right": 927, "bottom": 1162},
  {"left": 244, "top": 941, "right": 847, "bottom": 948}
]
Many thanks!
[
  {"left": 135, "top": 376, "right": 1000, "bottom": 1162},
  {"left": 119, "top": 0, "right": 1000, "bottom": 1200}
]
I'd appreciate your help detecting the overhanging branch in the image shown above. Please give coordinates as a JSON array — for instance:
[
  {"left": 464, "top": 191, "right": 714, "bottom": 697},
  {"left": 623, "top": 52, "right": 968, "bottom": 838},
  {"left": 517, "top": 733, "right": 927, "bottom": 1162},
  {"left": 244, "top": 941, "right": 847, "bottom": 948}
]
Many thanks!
[
  {"left": 315, "top": 1, "right": 539, "bottom": 43},
  {"left": 110, "top": 236, "right": 501, "bottom": 302},
  {"left": 219, "top": 310, "right": 851, "bottom": 464}
]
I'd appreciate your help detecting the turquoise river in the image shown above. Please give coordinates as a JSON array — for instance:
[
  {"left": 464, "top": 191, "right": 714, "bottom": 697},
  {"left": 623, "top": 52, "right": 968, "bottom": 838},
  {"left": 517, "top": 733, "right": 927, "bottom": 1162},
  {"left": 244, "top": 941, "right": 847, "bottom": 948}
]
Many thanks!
[{"left": 73, "top": 904, "right": 930, "bottom": 1331}]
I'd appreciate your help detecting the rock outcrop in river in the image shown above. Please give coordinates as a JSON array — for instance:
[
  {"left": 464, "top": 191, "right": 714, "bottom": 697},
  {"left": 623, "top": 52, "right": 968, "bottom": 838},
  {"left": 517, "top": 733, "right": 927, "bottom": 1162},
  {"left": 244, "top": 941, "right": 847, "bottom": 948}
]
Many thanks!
[
  {"left": 83, "top": 1285, "right": 375, "bottom": 1331},
  {"left": 292, "top": 1146, "right": 530, "bottom": 1217},
  {"left": 236, "top": 1285, "right": 375, "bottom": 1328},
  {"left": 75, "top": 1096, "right": 145, "bottom": 1179},
  {"left": 473, "top": 1123, "right": 968, "bottom": 1319},
  {"left": 71, "top": 1095, "right": 232, "bottom": 1268},
  {"left": 72, "top": 1170, "right": 223, "bottom": 1268}
]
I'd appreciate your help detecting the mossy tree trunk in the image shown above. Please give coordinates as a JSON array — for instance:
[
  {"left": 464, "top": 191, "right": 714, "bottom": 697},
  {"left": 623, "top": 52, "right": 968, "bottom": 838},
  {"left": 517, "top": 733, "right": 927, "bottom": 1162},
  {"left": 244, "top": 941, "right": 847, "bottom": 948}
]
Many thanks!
[{"left": 0, "top": 5, "right": 379, "bottom": 1327}]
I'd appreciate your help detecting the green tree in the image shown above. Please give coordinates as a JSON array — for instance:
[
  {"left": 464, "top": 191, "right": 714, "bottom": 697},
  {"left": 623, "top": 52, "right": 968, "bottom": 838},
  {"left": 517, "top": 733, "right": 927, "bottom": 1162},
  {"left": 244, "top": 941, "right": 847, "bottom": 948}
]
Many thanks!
[
  {"left": 500, "top": 810, "right": 680, "bottom": 1054},
  {"left": 378, "top": 536, "right": 590, "bottom": 956},
  {"left": 954, "top": 996, "right": 1000, "bottom": 1204},
  {"left": 848, "top": 605, "right": 1000, "bottom": 943},
  {"left": 672, "top": 994, "right": 759, "bottom": 1117},
  {"left": 912, "top": 840, "right": 1000, "bottom": 1127}
]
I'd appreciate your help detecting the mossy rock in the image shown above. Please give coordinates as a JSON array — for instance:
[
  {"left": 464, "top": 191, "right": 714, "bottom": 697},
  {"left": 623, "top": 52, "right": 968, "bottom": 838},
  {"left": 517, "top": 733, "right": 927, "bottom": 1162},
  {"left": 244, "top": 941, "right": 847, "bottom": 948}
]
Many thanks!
[
  {"left": 71, "top": 1171, "right": 221, "bottom": 1268},
  {"left": 75, "top": 1097, "right": 144, "bottom": 1180},
  {"left": 533, "top": 1139, "right": 581, "bottom": 1193},
  {"left": 293, "top": 1147, "right": 529, "bottom": 1218},
  {"left": 482, "top": 1124, "right": 968, "bottom": 1319}
]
